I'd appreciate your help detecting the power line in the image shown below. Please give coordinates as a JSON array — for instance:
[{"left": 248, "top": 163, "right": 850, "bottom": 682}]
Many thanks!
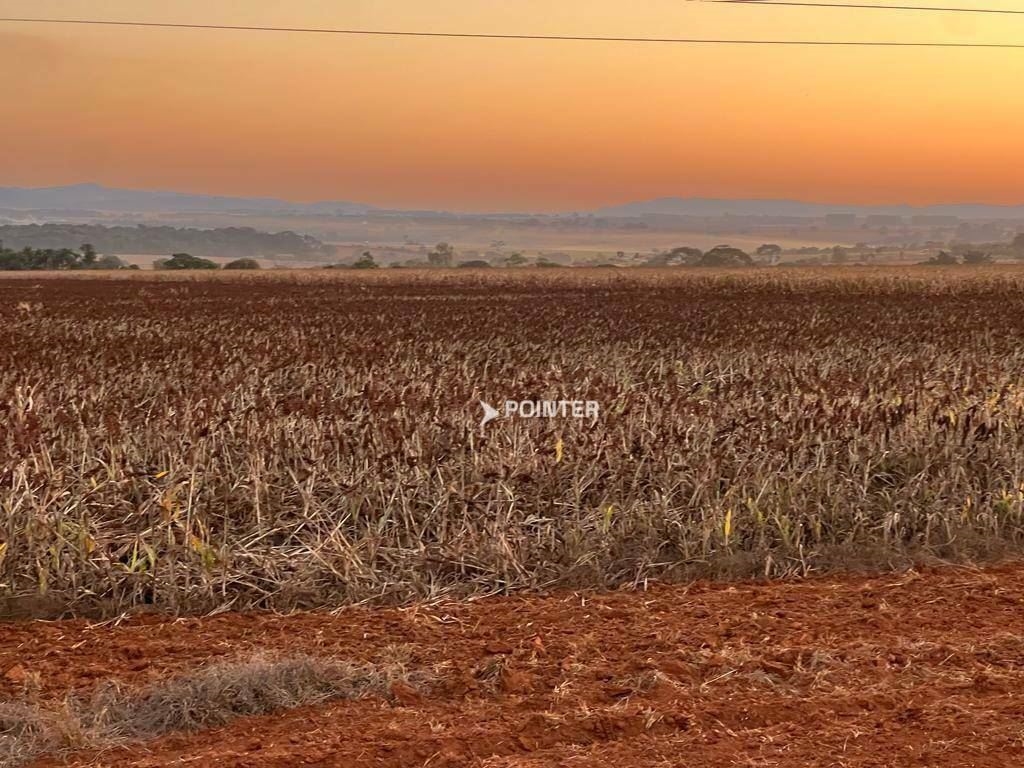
[
  {"left": 711, "top": 1, "right": 1024, "bottom": 14},
  {"left": 0, "top": 16, "right": 1023, "bottom": 48}
]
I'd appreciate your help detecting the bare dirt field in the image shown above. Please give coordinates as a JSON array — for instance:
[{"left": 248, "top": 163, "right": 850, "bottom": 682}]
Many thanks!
[{"left": 4, "top": 563, "right": 1023, "bottom": 767}]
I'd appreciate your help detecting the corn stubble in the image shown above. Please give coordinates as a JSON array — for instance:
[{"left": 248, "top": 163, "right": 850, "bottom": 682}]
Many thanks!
[{"left": 3, "top": 268, "right": 1024, "bottom": 616}]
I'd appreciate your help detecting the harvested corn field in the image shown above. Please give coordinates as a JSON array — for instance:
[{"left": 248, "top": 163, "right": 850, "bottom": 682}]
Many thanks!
[{"left": 3, "top": 268, "right": 1024, "bottom": 616}]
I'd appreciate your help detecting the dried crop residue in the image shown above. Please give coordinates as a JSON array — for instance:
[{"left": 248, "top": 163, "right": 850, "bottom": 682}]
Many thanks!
[
  {"left": 6, "top": 563, "right": 1024, "bottom": 766},
  {"left": 8, "top": 269, "right": 1024, "bottom": 618}
]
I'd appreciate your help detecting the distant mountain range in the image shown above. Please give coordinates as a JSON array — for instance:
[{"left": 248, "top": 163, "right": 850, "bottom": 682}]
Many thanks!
[
  {"left": 595, "top": 197, "right": 1024, "bottom": 220},
  {"left": 4, "top": 184, "right": 1024, "bottom": 221},
  {"left": 0, "top": 183, "right": 373, "bottom": 216}
]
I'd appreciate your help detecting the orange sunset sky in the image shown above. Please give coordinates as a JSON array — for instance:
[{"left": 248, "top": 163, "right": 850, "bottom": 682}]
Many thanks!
[{"left": 2, "top": 0, "right": 1024, "bottom": 212}]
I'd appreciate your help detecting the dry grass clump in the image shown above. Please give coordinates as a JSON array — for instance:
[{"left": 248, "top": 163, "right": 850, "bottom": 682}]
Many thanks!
[
  {"left": 4, "top": 267, "right": 1024, "bottom": 616},
  {"left": 84, "top": 654, "right": 413, "bottom": 737},
  {"left": 0, "top": 654, "right": 420, "bottom": 767},
  {"left": 0, "top": 700, "right": 89, "bottom": 767}
]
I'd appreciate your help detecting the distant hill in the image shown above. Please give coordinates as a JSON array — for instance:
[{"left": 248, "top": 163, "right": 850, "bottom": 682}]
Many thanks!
[
  {"left": 0, "top": 183, "right": 373, "bottom": 216},
  {"left": 0, "top": 223, "right": 334, "bottom": 258},
  {"left": 7, "top": 184, "right": 1024, "bottom": 223},
  {"left": 595, "top": 197, "right": 1024, "bottom": 220}
]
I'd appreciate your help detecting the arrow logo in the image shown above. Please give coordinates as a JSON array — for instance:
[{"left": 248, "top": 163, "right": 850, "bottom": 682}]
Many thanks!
[{"left": 480, "top": 400, "right": 500, "bottom": 428}]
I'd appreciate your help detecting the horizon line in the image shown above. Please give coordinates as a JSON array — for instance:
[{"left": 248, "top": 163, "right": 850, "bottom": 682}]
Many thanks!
[{"left": 5, "top": 181, "right": 1024, "bottom": 216}]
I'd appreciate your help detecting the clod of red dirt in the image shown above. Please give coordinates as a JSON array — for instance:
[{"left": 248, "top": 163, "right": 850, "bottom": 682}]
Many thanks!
[
  {"left": 498, "top": 666, "right": 536, "bottom": 694},
  {"left": 388, "top": 680, "right": 422, "bottom": 706},
  {"left": 4, "top": 663, "right": 28, "bottom": 684},
  {"left": 11, "top": 563, "right": 1024, "bottom": 767}
]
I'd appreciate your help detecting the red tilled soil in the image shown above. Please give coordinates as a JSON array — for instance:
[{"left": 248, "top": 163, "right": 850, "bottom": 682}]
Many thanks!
[{"left": 6, "top": 564, "right": 1024, "bottom": 767}]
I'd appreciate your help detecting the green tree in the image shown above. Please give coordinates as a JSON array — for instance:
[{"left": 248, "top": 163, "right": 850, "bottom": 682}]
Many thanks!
[
  {"left": 647, "top": 246, "right": 702, "bottom": 267},
  {"left": 352, "top": 251, "right": 379, "bottom": 269},
  {"left": 154, "top": 253, "right": 219, "bottom": 270},
  {"left": 699, "top": 245, "right": 754, "bottom": 267},
  {"left": 1012, "top": 233, "right": 1024, "bottom": 258},
  {"left": 428, "top": 242, "right": 455, "bottom": 267},
  {"left": 80, "top": 243, "right": 97, "bottom": 266},
  {"left": 223, "top": 258, "right": 262, "bottom": 270},
  {"left": 962, "top": 250, "right": 993, "bottom": 265},
  {"left": 922, "top": 250, "right": 958, "bottom": 266}
]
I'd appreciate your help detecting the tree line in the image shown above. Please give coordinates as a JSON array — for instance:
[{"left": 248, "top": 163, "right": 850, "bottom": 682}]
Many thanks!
[
  {"left": 0, "top": 224, "right": 331, "bottom": 258},
  {"left": 0, "top": 242, "right": 132, "bottom": 271},
  {"left": 4, "top": 234, "right": 1023, "bottom": 271}
]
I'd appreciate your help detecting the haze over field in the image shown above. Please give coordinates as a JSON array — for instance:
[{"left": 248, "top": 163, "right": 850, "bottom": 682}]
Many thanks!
[
  {"left": 6, "top": 184, "right": 1024, "bottom": 221},
  {"left": 5, "top": 184, "right": 1024, "bottom": 270}
]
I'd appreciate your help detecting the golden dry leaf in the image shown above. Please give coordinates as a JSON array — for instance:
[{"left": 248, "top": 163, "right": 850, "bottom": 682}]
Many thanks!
[{"left": 603, "top": 504, "right": 615, "bottom": 532}]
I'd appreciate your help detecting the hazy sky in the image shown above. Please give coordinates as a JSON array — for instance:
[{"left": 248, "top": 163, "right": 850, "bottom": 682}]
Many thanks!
[{"left": 2, "top": 1, "right": 1024, "bottom": 211}]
